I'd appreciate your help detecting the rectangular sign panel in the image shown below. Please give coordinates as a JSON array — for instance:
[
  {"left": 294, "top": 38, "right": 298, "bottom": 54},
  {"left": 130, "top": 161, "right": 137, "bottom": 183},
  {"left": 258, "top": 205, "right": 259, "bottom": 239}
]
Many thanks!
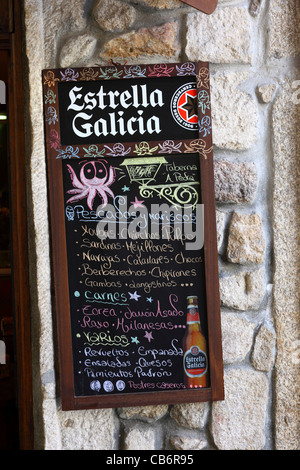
[
  {"left": 57, "top": 75, "right": 199, "bottom": 145},
  {"left": 42, "top": 61, "right": 224, "bottom": 410}
]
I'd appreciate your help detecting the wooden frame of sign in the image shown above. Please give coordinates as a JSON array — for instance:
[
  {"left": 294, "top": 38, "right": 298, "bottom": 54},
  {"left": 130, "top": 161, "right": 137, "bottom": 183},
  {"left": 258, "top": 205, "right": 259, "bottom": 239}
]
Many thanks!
[{"left": 42, "top": 61, "right": 224, "bottom": 410}]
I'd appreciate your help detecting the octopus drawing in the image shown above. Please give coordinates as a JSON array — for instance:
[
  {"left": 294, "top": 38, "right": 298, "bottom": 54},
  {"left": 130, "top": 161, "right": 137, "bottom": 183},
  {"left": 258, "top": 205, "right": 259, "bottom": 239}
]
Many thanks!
[{"left": 66, "top": 160, "right": 115, "bottom": 210}]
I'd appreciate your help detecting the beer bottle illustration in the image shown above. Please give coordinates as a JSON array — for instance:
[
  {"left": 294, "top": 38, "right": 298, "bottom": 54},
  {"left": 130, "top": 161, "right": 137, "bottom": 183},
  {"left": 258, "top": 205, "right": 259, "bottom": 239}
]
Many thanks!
[{"left": 183, "top": 296, "right": 208, "bottom": 388}]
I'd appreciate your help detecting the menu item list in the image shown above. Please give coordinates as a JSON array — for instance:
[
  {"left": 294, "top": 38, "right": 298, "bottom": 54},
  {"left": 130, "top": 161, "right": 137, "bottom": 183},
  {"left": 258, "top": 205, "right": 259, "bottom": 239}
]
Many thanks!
[{"left": 62, "top": 153, "right": 208, "bottom": 397}]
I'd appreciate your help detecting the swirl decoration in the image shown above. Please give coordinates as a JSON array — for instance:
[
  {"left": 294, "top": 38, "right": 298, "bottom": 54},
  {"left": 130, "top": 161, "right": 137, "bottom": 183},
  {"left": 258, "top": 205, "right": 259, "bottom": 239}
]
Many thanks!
[{"left": 140, "top": 182, "right": 199, "bottom": 209}]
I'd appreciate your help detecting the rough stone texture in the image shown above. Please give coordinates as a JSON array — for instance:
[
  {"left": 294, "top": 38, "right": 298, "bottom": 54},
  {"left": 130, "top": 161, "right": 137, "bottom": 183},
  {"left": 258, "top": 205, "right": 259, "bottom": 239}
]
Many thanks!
[
  {"left": 43, "top": 0, "right": 87, "bottom": 66},
  {"left": 256, "top": 84, "right": 276, "bottom": 103},
  {"left": 221, "top": 312, "right": 255, "bottom": 364},
  {"left": 272, "top": 79, "right": 300, "bottom": 449},
  {"left": 251, "top": 324, "right": 276, "bottom": 372},
  {"left": 123, "top": 423, "right": 156, "bottom": 450},
  {"left": 92, "top": 0, "right": 136, "bottom": 32},
  {"left": 59, "top": 409, "right": 116, "bottom": 450},
  {"left": 186, "top": 7, "right": 251, "bottom": 64},
  {"left": 170, "top": 402, "right": 209, "bottom": 429},
  {"left": 59, "top": 33, "right": 97, "bottom": 67},
  {"left": 226, "top": 212, "right": 265, "bottom": 265},
  {"left": 214, "top": 161, "right": 258, "bottom": 203},
  {"left": 43, "top": 0, "right": 86, "bottom": 31},
  {"left": 169, "top": 434, "right": 207, "bottom": 450},
  {"left": 138, "top": 0, "right": 182, "bottom": 8},
  {"left": 249, "top": 0, "right": 262, "bottom": 17},
  {"left": 99, "top": 22, "right": 179, "bottom": 62},
  {"left": 24, "top": 0, "right": 58, "bottom": 449},
  {"left": 220, "top": 267, "right": 265, "bottom": 311},
  {"left": 210, "top": 72, "right": 258, "bottom": 150},
  {"left": 41, "top": 399, "right": 62, "bottom": 450},
  {"left": 268, "top": 0, "right": 300, "bottom": 59},
  {"left": 117, "top": 405, "right": 168, "bottom": 421},
  {"left": 216, "top": 209, "right": 225, "bottom": 252},
  {"left": 211, "top": 368, "right": 269, "bottom": 450}
]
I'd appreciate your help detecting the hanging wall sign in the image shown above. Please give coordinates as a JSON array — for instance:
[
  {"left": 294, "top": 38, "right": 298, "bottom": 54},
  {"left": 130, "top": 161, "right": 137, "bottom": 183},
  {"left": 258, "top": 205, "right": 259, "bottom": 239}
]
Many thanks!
[
  {"left": 180, "top": 0, "right": 218, "bottom": 14},
  {"left": 42, "top": 61, "right": 224, "bottom": 410}
]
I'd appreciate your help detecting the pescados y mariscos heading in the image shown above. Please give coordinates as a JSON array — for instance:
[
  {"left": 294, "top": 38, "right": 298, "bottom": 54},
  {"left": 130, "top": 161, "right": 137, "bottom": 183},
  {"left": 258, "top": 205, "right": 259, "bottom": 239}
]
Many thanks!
[
  {"left": 65, "top": 200, "right": 204, "bottom": 251},
  {"left": 67, "top": 84, "right": 165, "bottom": 138}
]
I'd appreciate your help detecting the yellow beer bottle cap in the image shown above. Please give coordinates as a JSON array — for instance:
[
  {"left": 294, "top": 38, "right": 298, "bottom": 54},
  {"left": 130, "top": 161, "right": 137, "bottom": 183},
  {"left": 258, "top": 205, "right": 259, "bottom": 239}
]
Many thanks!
[{"left": 187, "top": 296, "right": 198, "bottom": 307}]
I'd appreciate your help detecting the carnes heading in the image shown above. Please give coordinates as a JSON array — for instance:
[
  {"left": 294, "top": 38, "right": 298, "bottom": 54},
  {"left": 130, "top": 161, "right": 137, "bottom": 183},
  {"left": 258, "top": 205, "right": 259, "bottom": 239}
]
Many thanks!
[{"left": 67, "top": 84, "right": 165, "bottom": 139}]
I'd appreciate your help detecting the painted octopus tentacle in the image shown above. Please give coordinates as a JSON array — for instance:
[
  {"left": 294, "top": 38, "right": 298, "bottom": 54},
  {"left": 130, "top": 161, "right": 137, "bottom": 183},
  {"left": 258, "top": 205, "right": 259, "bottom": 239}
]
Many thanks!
[
  {"left": 67, "top": 189, "right": 84, "bottom": 195},
  {"left": 86, "top": 187, "right": 97, "bottom": 210},
  {"left": 67, "top": 164, "right": 86, "bottom": 189},
  {"left": 103, "top": 187, "right": 114, "bottom": 198},
  {"left": 106, "top": 166, "right": 116, "bottom": 186},
  {"left": 66, "top": 188, "right": 89, "bottom": 204},
  {"left": 97, "top": 187, "right": 108, "bottom": 208}
]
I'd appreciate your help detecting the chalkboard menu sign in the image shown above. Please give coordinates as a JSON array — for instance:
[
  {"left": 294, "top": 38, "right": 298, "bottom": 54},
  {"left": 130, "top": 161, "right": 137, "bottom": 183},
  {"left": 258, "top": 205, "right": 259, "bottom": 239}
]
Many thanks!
[{"left": 42, "top": 62, "right": 224, "bottom": 410}]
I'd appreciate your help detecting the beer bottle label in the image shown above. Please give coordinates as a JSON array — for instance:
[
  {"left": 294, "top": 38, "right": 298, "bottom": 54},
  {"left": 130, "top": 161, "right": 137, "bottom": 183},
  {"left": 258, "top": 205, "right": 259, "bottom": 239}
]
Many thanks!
[
  {"left": 184, "top": 346, "right": 207, "bottom": 377},
  {"left": 186, "top": 307, "right": 200, "bottom": 324}
]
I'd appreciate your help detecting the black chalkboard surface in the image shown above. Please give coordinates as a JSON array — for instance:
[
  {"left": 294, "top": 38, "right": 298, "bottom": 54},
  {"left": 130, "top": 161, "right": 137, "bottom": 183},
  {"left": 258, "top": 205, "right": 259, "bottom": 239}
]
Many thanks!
[
  {"left": 42, "top": 61, "right": 224, "bottom": 409},
  {"left": 62, "top": 153, "right": 208, "bottom": 397}
]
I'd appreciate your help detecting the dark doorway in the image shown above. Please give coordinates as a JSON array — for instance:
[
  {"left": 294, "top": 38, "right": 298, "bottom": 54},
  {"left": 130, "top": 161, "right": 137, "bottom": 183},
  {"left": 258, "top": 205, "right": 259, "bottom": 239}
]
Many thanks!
[
  {"left": 0, "top": 0, "right": 34, "bottom": 449},
  {"left": 0, "top": 48, "right": 19, "bottom": 450}
]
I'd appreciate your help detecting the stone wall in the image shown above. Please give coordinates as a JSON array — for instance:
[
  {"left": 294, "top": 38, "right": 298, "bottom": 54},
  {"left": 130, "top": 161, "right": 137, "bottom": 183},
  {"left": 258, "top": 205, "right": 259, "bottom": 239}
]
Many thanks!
[{"left": 23, "top": 0, "right": 299, "bottom": 450}]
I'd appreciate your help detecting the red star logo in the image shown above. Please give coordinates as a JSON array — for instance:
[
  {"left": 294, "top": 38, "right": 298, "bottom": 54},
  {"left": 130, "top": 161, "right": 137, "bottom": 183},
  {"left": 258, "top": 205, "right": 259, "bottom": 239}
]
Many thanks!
[{"left": 177, "top": 90, "right": 198, "bottom": 124}]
